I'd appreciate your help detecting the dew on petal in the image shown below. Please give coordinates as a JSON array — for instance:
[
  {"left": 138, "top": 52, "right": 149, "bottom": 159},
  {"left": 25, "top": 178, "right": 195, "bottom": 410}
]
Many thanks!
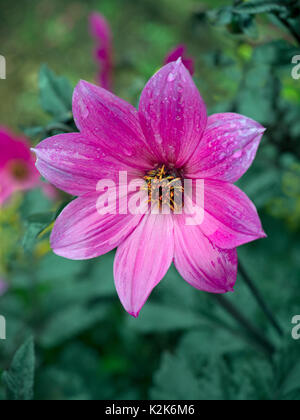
[
  {"left": 167, "top": 72, "right": 176, "bottom": 82},
  {"left": 233, "top": 150, "right": 243, "bottom": 159},
  {"left": 79, "top": 99, "right": 89, "bottom": 119},
  {"left": 154, "top": 133, "right": 163, "bottom": 145}
]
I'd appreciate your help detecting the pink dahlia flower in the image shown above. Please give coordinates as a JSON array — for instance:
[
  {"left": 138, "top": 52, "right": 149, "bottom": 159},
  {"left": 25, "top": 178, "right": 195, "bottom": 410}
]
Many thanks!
[
  {"left": 89, "top": 12, "right": 113, "bottom": 91},
  {"left": 33, "top": 59, "right": 266, "bottom": 317},
  {"left": 164, "top": 44, "right": 195, "bottom": 76},
  {"left": 0, "top": 127, "right": 40, "bottom": 206}
]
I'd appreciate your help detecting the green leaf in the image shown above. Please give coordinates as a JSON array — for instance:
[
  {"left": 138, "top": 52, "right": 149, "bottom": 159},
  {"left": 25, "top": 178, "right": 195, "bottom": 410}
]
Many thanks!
[
  {"left": 151, "top": 329, "right": 274, "bottom": 400},
  {"left": 39, "top": 64, "right": 73, "bottom": 120},
  {"left": 36, "top": 367, "right": 91, "bottom": 400},
  {"left": 151, "top": 352, "right": 201, "bottom": 400},
  {"left": 22, "top": 126, "right": 46, "bottom": 139},
  {"left": 127, "top": 302, "right": 204, "bottom": 333},
  {"left": 22, "top": 212, "right": 54, "bottom": 252},
  {"left": 20, "top": 188, "right": 54, "bottom": 218},
  {"left": 39, "top": 305, "right": 109, "bottom": 348},
  {"left": 207, "top": 7, "right": 234, "bottom": 25},
  {"left": 236, "top": 64, "right": 279, "bottom": 124},
  {"left": 240, "top": 15, "right": 258, "bottom": 38},
  {"left": 2, "top": 337, "right": 35, "bottom": 401},
  {"left": 253, "top": 40, "right": 300, "bottom": 65},
  {"left": 234, "top": 1, "right": 291, "bottom": 16},
  {"left": 281, "top": 361, "right": 300, "bottom": 397}
]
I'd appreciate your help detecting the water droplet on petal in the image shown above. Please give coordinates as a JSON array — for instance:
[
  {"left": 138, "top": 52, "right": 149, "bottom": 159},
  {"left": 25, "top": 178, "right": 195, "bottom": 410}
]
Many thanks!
[
  {"left": 168, "top": 72, "right": 176, "bottom": 82},
  {"left": 124, "top": 149, "right": 134, "bottom": 157},
  {"left": 155, "top": 134, "right": 163, "bottom": 145},
  {"left": 79, "top": 99, "right": 89, "bottom": 119},
  {"left": 233, "top": 150, "right": 243, "bottom": 159}
]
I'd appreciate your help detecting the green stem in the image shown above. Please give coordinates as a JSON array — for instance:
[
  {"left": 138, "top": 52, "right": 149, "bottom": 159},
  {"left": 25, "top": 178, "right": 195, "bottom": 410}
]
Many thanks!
[
  {"left": 275, "top": 14, "right": 300, "bottom": 45},
  {"left": 213, "top": 295, "right": 276, "bottom": 356},
  {"left": 239, "top": 261, "right": 284, "bottom": 338},
  {"left": 198, "top": 308, "right": 272, "bottom": 351}
]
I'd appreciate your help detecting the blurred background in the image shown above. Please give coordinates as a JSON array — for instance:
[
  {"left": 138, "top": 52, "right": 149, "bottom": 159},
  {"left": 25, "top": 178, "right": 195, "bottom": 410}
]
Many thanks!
[{"left": 0, "top": 0, "right": 300, "bottom": 400}]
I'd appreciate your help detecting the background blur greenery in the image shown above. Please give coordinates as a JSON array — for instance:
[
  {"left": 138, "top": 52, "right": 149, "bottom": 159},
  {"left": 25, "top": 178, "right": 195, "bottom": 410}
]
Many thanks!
[{"left": 1, "top": 0, "right": 300, "bottom": 400}]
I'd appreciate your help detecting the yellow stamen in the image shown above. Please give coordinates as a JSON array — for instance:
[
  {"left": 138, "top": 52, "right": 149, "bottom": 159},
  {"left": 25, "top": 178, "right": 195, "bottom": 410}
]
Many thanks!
[{"left": 143, "top": 165, "right": 184, "bottom": 212}]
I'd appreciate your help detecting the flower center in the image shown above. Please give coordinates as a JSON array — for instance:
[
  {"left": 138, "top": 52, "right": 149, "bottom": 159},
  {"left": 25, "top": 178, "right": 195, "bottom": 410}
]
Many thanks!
[
  {"left": 143, "top": 164, "right": 184, "bottom": 212},
  {"left": 9, "top": 160, "right": 29, "bottom": 181}
]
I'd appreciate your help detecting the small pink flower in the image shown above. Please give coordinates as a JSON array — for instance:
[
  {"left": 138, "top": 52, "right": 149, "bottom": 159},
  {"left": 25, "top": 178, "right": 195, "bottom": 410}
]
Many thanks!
[
  {"left": 0, "top": 127, "right": 40, "bottom": 206},
  {"left": 164, "top": 44, "right": 195, "bottom": 75},
  {"left": 33, "top": 59, "right": 266, "bottom": 317},
  {"left": 89, "top": 12, "right": 113, "bottom": 91}
]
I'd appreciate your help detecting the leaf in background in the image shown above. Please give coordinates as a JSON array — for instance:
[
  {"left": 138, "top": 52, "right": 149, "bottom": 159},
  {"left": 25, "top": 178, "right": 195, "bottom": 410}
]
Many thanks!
[
  {"left": 20, "top": 188, "right": 55, "bottom": 218},
  {"left": 126, "top": 302, "right": 204, "bottom": 333},
  {"left": 151, "top": 329, "right": 271, "bottom": 400},
  {"left": 36, "top": 253, "right": 86, "bottom": 284},
  {"left": 238, "top": 15, "right": 258, "bottom": 38},
  {"left": 39, "top": 65, "right": 73, "bottom": 121},
  {"left": 22, "top": 126, "right": 46, "bottom": 139},
  {"left": 150, "top": 329, "right": 248, "bottom": 400},
  {"left": 36, "top": 252, "right": 115, "bottom": 313},
  {"left": 207, "top": 7, "right": 234, "bottom": 26},
  {"left": 151, "top": 352, "right": 201, "bottom": 400},
  {"left": 2, "top": 337, "right": 35, "bottom": 401},
  {"left": 43, "top": 343, "right": 116, "bottom": 400},
  {"left": 253, "top": 41, "right": 300, "bottom": 66},
  {"left": 36, "top": 367, "right": 90, "bottom": 400},
  {"left": 236, "top": 64, "right": 279, "bottom": 124},
  {"left": 280, "top": 361, "right": 300, "bottom": 399},
  {"left": 39, "top": 305, "right": 109, "bottom": 348},
  {"left": 237, "top": 145, "right": 282, "bottom": 210},
  {"left": 22, "top": 212, "right": 54, "bottom": 253},
  {"left": 233, "top": 0, "right": 293, "bottom": 16}
]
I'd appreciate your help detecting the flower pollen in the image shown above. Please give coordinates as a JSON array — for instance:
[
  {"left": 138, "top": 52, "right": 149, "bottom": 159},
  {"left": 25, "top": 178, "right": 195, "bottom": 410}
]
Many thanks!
[
  {"left": 143, "top": 164, "right": 184, "bottom": 212},
  {"left": 9, "top": 160, "right": 29, "bottom": 181}
]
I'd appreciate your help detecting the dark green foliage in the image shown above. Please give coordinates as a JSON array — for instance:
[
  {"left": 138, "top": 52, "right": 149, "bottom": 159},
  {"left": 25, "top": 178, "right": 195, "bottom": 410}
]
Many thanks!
[
  {"left": 22, "top": 212, "right": 55, "bottom": 253},
  {"left": 196, "top": 0, "right": 300, "bottom": 40},
  {"left": 233, "top": 1, "right": 298, "bottom": 17},
  {"left": 39, "top": 65, "right": 73, "bottom": 121},
  {"left": 2, "top": 337, "right": 35, "bottom": 401}
]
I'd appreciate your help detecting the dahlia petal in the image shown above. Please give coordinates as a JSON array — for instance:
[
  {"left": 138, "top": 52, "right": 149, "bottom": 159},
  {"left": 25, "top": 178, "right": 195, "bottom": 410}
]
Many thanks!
[
  {"left": 114, "top": 213, "right": 174, "bottom": 317},
  {"left": 33, "top": 132, "right": 142, "bottom": 196},
  {"left": 185, "top": 113, "right": 265, "bottom": 183},
  {"left": 138, "top": 59, "right": 207, "bottom": 167},
  {"left": 73, "top": 81, "right": 154, "bottom": 169},
  {"left": 198, "top": 180, "right": 266, "bottom": 249},
  {"left": 51, "top": 190, "right": 143, "bottom": 260},
  {"left": 164, "top": 44, "right": 195, "bottom": 75},
  {"left": 174, "top": 215, "right": 237, "bottom": 293}
]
